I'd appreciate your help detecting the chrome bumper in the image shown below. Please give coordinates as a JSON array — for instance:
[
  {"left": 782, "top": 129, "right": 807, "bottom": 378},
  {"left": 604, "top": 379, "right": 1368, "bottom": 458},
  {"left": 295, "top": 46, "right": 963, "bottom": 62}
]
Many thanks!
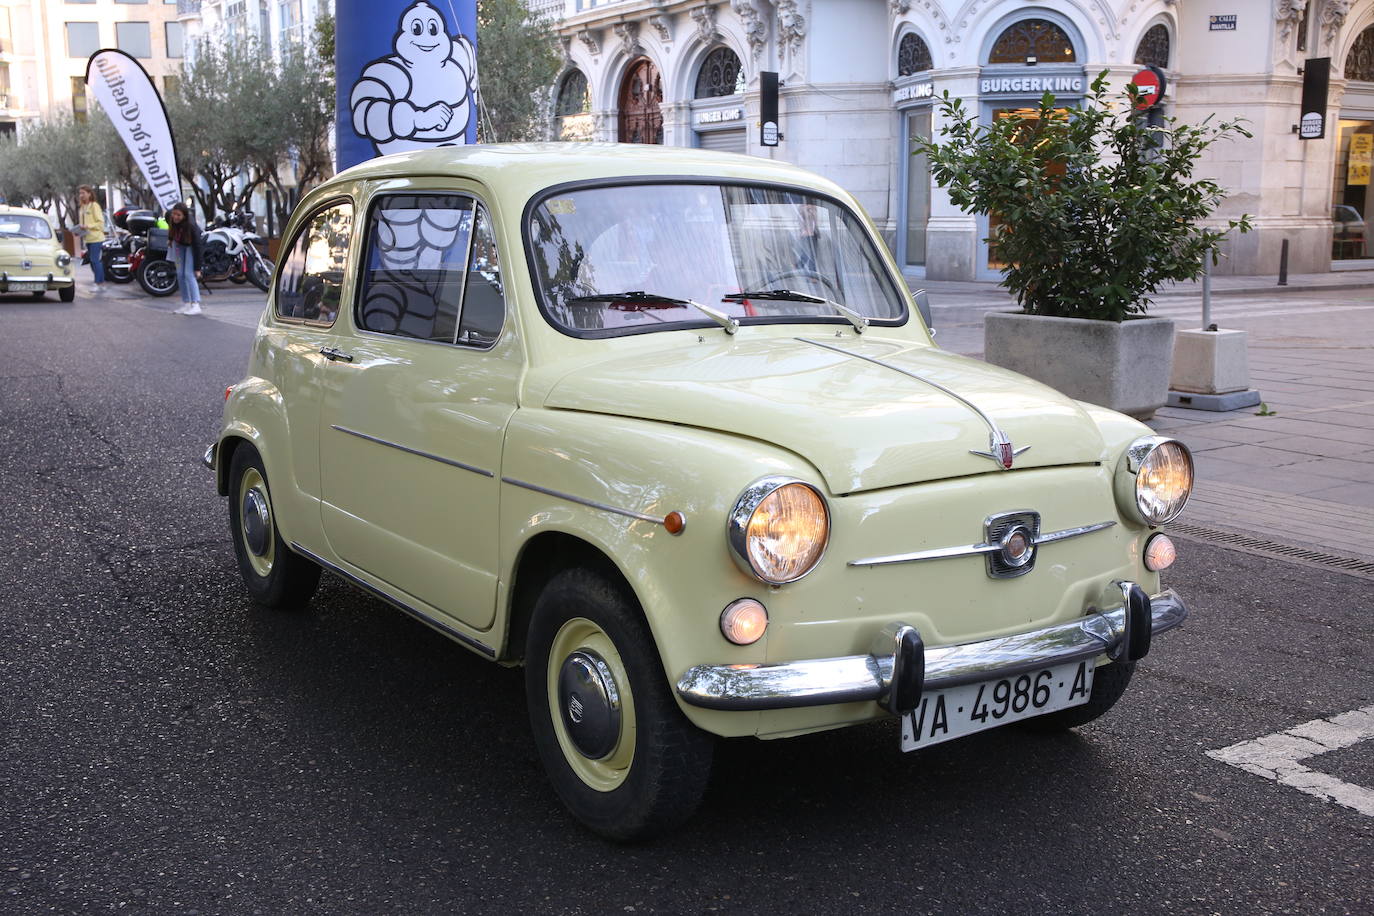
[
  {"left": 1, "top": 274, "right": 74, "bottom": 290},
  {"left": 202, "top": 442, "right": 217, "bottom": 471},
  {"left": 675, "top": 583, "right": 1186, "bottom": 714}
]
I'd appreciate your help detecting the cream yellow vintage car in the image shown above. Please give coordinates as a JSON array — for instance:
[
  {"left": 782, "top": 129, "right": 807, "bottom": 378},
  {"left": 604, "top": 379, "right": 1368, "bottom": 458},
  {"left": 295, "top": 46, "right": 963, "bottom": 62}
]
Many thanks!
[
  {"left": 0, "top": 205, "right": 75, "bottom": 301},
  {"left": 206, "top": 145, "right": 1192, "bottom": 839}
]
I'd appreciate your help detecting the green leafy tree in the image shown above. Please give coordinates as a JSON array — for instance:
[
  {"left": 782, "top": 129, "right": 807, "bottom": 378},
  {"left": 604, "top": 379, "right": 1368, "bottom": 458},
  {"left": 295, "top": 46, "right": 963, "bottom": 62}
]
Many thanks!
[
  {"left": 3, "top": 115, "right": 94, "bottom": 226},
  {"left": 917, "top": 71, "right": 1252, "bottom": 322},
  {"left": 476, "top": 0, "right": 560, "bottom": 142}
]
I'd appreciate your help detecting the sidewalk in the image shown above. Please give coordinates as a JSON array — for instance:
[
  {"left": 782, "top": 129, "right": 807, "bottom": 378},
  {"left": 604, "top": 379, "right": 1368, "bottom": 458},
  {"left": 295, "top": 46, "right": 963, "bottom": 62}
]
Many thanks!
[{"left": 914, "top": 270, "right": 1374, "bottom": 567}]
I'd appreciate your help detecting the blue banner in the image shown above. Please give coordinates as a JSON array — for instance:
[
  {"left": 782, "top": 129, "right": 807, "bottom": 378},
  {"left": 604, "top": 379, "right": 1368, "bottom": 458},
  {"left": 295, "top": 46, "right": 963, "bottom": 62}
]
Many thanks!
[{"left": 336, "top": 0, "right": 478, "bottom": 171}]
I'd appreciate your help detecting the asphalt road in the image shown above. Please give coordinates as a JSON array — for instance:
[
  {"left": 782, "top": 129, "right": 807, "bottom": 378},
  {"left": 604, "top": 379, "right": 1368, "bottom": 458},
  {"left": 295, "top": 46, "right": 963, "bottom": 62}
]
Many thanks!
[{"left": 2, "top": 290, "right": 1371, "bottom": 915}]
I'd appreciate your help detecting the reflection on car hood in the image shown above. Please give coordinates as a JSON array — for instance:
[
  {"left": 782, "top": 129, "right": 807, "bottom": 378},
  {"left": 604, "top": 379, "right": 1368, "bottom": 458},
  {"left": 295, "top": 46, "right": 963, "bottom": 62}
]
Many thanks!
[{"left": 543, "top": 335, "right": 1107, "bottom": 494}]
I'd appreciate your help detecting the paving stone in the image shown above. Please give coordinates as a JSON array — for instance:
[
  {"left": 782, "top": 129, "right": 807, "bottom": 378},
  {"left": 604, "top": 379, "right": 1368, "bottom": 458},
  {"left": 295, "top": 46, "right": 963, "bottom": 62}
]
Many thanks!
[
  {"left": 1302, "top": 481, "right": 1374, "bottom": 509},
  {"left": 1277, "top": 457, "right": 1374, "bottom": 484}
]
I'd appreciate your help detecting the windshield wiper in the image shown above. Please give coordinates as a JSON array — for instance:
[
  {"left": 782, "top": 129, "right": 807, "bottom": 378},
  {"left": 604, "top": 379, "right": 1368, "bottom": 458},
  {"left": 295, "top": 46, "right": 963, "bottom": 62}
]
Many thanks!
[
  {"left": 723, "top": 289, "right": 869, "bottom": 334},
  {"left": 565, "top": 290, "right": 739, "bottom": 335}
]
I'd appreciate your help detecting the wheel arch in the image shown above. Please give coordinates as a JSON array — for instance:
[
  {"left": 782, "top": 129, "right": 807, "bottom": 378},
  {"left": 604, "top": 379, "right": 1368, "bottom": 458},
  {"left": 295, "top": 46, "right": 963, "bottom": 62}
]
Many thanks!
[{"left": 502, "top": 530, "right": 636, "bottom": 664}]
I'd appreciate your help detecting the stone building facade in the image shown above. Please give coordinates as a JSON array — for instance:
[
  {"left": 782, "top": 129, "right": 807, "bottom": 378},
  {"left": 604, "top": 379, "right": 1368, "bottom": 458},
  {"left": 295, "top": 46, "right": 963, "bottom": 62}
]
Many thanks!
[{"left": 542, "top": 0, "right": 1374, "bottom": 278}]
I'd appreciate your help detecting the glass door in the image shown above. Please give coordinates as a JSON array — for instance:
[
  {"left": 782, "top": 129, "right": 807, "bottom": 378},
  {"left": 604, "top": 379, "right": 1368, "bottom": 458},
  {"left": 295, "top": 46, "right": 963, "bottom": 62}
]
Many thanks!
[
  {"left": 900, "top": 108, "right": 932, "bottom": 269},
  {"left": 1333, "top": 119, "right": 1373, "bottom": 262}
]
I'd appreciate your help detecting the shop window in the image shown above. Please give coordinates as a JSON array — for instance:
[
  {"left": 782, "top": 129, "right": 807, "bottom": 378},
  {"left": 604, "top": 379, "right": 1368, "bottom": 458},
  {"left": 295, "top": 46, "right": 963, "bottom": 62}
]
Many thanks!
[
  {"left": 1134, "top": 24, "right": 1170, "bottom": 69},
  {"left": 1332, "top": 120, "right": 1373, "bottom": 261},
  {"left": 1345, "top": 27, "right": 1374, "bottom": 82},
  {"left": 694, "top": 47, "right": 744, "bottom": 99},
  {"left": 897, "top": 33, "right": 933, "bottom": 77},
  {"left": 556, "top": 69, "right": 592, "bottom": 140},
  {"left": 988, "top": 19, "right": 1075, "bottom": 65}
]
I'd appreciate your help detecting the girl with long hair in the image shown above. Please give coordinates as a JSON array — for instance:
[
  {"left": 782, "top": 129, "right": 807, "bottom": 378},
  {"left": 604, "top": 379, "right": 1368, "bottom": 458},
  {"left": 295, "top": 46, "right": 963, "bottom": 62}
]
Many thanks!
[{"left": 167, "top": 202, "right": 204, "bottom": 315}]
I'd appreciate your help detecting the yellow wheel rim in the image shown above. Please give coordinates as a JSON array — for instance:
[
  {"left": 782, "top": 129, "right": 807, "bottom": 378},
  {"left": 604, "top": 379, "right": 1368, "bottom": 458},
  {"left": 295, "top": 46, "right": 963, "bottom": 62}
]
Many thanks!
[
  {"left": 546, "top": 617, "right": 637, "bottom": 793},
  {"left": 237, "top": 467, "right": 275, "bottom": 579}
]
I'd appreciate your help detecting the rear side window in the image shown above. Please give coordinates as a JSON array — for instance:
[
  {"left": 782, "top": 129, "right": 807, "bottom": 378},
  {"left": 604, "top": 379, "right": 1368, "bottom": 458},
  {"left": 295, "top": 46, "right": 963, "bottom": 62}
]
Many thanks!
[
  {"left": 357, "top": 193, "right": 505, "bottom": 348},
  {"left": 275, "top": 201, "right": 354, "bottom": 324}
]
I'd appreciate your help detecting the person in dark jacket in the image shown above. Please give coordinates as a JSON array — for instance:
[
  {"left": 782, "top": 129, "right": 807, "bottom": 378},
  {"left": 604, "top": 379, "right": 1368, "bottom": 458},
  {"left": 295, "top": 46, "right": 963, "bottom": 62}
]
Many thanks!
[{"left": 167, "top": 202, "right": 204, "bottom": 316}]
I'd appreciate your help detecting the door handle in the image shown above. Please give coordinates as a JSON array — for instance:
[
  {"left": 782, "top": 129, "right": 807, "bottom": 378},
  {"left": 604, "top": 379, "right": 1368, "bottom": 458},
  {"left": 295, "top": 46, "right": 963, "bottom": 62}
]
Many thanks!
[{"left": 319, "top": 347, "right": 354, "bottom": 363}]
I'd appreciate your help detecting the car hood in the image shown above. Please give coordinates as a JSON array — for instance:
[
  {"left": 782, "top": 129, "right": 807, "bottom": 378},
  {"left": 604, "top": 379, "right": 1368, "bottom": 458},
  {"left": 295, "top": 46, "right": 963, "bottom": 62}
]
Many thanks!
[
  {"left": 0, "top": 238, "right": 57, "bottom": 267},
  {"left": 543, "top": 335, "right": 1107, "bottom": 494}
]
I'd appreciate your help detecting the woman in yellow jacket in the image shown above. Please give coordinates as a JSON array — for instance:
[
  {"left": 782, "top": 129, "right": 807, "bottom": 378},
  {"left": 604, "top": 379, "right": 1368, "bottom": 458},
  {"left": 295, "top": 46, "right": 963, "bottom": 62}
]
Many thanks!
[{"left": 75, "top": 185, "right": 106, "bottom": 289}]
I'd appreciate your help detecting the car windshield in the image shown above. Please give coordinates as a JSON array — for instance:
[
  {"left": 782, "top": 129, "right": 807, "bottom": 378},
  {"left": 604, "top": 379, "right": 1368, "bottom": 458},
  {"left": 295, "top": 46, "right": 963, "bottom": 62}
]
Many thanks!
[
  {"left": 527, "top": 182, "right": 907, "bottom": 336},
  {"left": 0, "top": 216, "right": 54, "bottom": 240}
]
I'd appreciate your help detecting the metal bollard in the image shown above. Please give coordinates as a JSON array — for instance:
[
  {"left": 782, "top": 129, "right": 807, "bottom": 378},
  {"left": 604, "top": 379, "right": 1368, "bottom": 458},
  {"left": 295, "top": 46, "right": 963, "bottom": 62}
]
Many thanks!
[{"left": 1278, "top": 238, "right": 1289, "bottom": 286}]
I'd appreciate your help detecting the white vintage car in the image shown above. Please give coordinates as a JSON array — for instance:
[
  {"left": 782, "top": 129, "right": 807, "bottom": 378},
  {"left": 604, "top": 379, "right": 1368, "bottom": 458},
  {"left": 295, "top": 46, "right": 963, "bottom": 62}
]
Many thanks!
[
  {"left": 0, "top": 205, "right": 76, "bottom": 301},
  {"left": 208, "top": 144, "right": 1192, "bottom": 839}
]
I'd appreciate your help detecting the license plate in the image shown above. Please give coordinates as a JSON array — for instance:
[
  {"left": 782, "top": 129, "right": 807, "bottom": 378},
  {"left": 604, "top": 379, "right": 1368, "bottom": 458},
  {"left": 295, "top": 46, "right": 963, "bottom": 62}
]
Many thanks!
[
  {"left": 901, "top": 659, "right": 1095, "bottom": 751},
  {"left": 7, "top": 281, "right": 44, "bottom": 292}
]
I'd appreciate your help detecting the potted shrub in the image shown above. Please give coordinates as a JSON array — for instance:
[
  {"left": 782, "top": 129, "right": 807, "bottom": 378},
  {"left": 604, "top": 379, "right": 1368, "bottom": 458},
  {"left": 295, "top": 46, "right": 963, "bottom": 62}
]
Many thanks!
[{"left": 917, "top": 72, "right": 1251, "bottom": 418}]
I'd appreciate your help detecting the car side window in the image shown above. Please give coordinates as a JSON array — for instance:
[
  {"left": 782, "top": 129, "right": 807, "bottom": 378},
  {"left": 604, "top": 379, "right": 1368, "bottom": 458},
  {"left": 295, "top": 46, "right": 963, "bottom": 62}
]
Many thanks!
[
  {"left": 358, "top": 194, "right": 475, "bottom": 343},
  {"left": 275, "top": 202, "right": 354, "bottom": 325},
  {"left": 456, "top": 206, "right": 504, "bottom": 348}
]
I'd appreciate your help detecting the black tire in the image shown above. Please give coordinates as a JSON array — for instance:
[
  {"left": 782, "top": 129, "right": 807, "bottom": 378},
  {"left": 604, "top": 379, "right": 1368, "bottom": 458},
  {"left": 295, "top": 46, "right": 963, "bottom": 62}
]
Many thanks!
[
  {"left": 102, "top": 251, "right": 132, "bottom": 283},
  {"left": 525, "top": 568, "right": 714, "bottom": 841},
  {"left": 248, "top": 257, "right": 272, "bottom": 292},
  {"left": 136, "top": 258, "right": 178, "bottom": 297},
  {"left": 58, "top": 285, "right": 76, "bottom": 303},
  {"left": 1022, "top": 660, "right": 1135, "bottom": 732},
  {"left": 30, "top": 290, "right": 44, "bottom": 300},
  {"left": 227, "top": 444, "right": 321, "bottom": 610}
]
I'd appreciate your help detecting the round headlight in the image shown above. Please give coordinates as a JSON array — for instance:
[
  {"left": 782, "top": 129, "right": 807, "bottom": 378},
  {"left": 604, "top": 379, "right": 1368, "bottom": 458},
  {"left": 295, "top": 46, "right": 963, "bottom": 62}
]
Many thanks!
[
  {"left": 56, "top": 251, "right": 72, "bottom": 267},
  {"left": 1117, "top": 437, "right": 1193, "bottom": 525},
  {"left": 727, "top": 477, "right": 829, "bottom": 584}
]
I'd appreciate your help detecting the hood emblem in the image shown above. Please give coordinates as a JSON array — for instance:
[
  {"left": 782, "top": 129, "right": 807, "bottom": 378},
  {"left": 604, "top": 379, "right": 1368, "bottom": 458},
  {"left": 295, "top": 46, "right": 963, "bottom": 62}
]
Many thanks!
[{"left": 971, "top": 430, "right": 1030, "bottom": 470}]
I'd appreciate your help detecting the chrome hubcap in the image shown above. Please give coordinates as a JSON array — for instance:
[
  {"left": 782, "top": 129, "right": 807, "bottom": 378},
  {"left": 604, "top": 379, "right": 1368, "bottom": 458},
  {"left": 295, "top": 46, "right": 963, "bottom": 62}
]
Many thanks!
[
  {"left": 241, "top": 487, "right": 271, "bottom": 556},
  {"left": 557, "top": 650, "right": 621, "bottom": 760}
]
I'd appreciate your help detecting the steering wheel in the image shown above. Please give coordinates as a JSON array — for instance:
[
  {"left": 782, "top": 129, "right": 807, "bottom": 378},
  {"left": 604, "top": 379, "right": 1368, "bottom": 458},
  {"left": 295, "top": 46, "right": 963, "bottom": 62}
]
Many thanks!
[{"left": 756, "top": 269, "right": 842, "bottom": 302}]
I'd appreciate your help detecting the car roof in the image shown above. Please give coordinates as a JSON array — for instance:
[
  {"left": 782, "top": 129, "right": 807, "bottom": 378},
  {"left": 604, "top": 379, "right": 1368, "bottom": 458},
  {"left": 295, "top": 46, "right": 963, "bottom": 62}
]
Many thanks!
[
  {"left": 329, "top": 142, "right": 852, "bottom": 204},
  {"left": 0, "top": 205, "right": 51, "bottom": 220}
]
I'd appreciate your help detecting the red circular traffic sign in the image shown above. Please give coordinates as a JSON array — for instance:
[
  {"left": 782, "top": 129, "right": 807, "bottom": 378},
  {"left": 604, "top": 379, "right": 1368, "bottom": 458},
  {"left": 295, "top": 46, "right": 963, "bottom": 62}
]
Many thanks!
[{"left": 1131, "top": 66, "right": 1166, "bottom": 110}]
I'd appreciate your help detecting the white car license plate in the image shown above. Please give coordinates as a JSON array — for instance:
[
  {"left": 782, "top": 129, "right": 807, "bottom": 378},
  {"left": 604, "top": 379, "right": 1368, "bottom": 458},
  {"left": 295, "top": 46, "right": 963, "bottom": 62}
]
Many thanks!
[
  {"left": 8, "top": 281, "right": 44, "bottom": 292},
  {"left": 900, "top": 659, "right": 1095, "bottom": 751}
]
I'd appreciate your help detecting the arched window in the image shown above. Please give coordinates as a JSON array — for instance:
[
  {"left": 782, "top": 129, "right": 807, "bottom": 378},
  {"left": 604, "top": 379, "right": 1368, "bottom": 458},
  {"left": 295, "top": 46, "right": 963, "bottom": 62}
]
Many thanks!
[
  {"left": 694, "top": 46, "right": 744, "bottom": 99},
  {"left": 897, "top": 33, "right": 933, "bottom": 76},
  {"left": 556, "top": 70, "right": 589, "bottom": 117},
  {"left": 988, "top": 18, "right": 1076, "bottom": 64},
  {"left": 1134, "top": 24, "right": 1170, "bottom": 69},
  {"left": 1346, "top": 26, "right": 1374, "bottom": 81}
]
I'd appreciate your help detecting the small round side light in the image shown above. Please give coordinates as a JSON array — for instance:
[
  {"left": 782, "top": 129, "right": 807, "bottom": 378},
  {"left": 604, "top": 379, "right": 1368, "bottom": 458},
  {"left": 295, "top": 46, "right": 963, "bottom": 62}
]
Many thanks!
[
  {"left": 720, "top": 598, "right": 768, "bottom": 646},
  {"left": 1144, "top": 533, "right": 1177, "bottom": 571},
  {"left": 663, "top": 511, "right": 686, "bottom": 536}
]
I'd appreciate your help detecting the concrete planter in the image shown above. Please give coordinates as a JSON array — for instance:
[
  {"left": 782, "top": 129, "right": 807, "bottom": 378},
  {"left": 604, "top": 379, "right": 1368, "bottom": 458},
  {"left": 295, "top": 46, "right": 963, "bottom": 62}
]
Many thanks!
[{"left": 983, "top": 311, "right": 1177, "bottom": 419}]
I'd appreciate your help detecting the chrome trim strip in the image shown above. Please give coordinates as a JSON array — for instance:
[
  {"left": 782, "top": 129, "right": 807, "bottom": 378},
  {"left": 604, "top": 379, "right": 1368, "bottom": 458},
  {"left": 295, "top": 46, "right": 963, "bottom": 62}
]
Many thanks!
[
  {"left": 330, "top": 425, "right": 494, "bottom": 478},
  {"left": 289, "top": 542, "right": 496, "bottom": 658},
  {"left": 798, "top": 336, "right": 1011, "bottom": 448},
  {"left": 849, "top": 519, "right": 1116, "bottom": 567},
  {"left": 501, "top": 477, "right": 665, "bottom": 525},
  {"left": 675, "top": 587, "right": 1186, "bottom": 711}
]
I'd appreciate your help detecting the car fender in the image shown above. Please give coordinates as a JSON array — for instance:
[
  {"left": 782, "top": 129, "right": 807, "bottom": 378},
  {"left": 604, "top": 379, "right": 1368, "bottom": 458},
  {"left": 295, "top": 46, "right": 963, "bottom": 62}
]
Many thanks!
[{"left": 499, "top": 408, "right": 825, "bottom": 735}]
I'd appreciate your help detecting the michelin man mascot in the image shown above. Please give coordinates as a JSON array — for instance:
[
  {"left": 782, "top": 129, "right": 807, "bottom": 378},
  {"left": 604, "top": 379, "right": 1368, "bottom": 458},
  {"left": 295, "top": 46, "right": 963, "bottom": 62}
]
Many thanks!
[{"left": 349, "top": 1, "right": 477, "bottom": 156}]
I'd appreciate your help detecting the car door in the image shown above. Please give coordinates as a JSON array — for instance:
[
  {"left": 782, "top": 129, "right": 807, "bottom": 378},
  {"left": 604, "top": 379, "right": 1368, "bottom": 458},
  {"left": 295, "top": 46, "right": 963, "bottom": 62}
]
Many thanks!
[
  {"left": 316, "top": 184, "right": 520, "bottom": 631},
  {"left": 261, "top": 197, "right": 356, "bottom": 539}
]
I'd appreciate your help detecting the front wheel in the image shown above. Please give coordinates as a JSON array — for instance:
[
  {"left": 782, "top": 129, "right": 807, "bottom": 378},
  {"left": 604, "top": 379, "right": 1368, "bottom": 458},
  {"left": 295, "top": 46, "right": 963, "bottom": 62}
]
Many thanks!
[
  {"left": 1022, "top": 660, "right": 1135, "bottom": 731},
  {"left": 59, "top": 285, "right": 76, "bottom": 303},
  {"left": 227, "top": 443, "right": 321, "bottom": 609},
  {"left": 136, "top": 258, "right": 178, "bottom": 297},
  {"left": 525, "top": 568, "right": 714, "bottom": 841},
  {"left": 248, "top": 256, "right": 272, "bottom": 292}
]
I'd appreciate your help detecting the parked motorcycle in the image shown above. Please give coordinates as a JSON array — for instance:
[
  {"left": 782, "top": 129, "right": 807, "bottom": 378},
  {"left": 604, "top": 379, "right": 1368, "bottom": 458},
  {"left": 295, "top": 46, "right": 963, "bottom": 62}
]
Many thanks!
[
  {"left": 202, "top": 208, "right": 273, "bottom": 292},
  {"left": 127, "top": 211, "right": 177, "bottom": 297},
  {"left": 100, "top": 208, "right": 136, "bottom": 283}
]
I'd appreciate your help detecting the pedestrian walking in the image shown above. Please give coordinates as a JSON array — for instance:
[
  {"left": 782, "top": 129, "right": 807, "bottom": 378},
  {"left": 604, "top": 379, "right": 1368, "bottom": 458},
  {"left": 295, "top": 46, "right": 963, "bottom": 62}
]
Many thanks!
[
  {"left": 166, "top": 203, "right": 204, "bottom": 316},
  {"left": 74, "top": 186, "right": 106, "bottom": 291}
]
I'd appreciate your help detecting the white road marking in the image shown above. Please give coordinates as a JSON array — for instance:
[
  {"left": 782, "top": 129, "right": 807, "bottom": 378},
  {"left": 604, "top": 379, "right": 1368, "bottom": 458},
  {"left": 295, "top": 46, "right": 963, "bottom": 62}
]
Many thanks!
[{"left": 1206, "top": 705, "right": 1374, "bottom": 818}]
